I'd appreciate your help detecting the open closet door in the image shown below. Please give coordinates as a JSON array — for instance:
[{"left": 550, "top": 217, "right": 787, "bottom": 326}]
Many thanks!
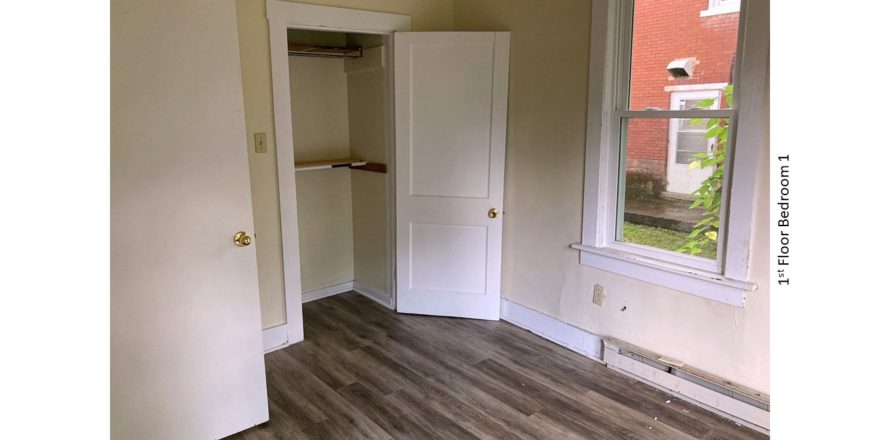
[{"left": 395, "top": 32, "right": 509, "bottom": 320}]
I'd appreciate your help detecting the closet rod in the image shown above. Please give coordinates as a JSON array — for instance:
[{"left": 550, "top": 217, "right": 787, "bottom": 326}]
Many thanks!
[{"left": 287, "top": 43, "right": 363, "bottom": 59}]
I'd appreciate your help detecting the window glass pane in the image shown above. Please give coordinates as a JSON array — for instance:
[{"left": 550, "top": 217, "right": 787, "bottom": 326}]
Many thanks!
[
  {"left": 628, "top": 0, "right": 740, "bottom": 111},
  {"left": 676, "top": 131, "right": 709, "bottom": 164},
  {"left": 618, "top": 117, "right": 730, "bottom": 260}
]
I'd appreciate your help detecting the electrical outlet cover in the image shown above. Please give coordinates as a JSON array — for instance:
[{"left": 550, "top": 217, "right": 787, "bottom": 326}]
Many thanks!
[
  {"left": 592, "top": 284, "right": 605, "bottom": 306},
  {"left": 254, "top": 132, "right": 267, "bottom": 153}
]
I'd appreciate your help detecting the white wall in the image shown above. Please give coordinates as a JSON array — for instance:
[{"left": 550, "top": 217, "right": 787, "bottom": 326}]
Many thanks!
[
  {"left": 453, "top": 0, "right": 770, "bottom": 393},
  {"left": 290, "top": 56, "right": 355, "bottom": 292}
]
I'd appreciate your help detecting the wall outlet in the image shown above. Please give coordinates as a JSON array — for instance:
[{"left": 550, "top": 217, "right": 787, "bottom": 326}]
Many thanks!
[
  {"left": 592, "top": 284, "right": 605, "bottom": 306},
  {"left": 254, "top": 132, "right": 267, "bottom": 154}
]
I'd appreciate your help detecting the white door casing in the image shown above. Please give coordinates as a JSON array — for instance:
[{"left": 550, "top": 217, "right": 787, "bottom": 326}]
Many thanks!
[
  {"left": 666, "top": 89, "right": 721, "bottom": 194},
  {"left": 111, "top": 0, "right": 268, "bottom": 438},
  {"left": 395, "top": 32, "right": 510, "bottom": 320}
]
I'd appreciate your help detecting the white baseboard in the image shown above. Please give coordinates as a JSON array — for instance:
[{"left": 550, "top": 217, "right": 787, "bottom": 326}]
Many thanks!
[
  {"left": 262, "top": 324, "right": 289, "bottom": 353},
  {"left": 500, "top": 299, "right": 603, "bottom": 362},
  {"left": 301, "top": 281, "right": 354, "bottom": 303},
  {"left": 353, "top": 281, "right": 393, "bottom": 309}
]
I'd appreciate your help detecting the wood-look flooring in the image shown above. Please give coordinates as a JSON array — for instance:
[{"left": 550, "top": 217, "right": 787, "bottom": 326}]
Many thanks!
[{"left": 229, "top": 292, "right": 767, "bottom": 440}]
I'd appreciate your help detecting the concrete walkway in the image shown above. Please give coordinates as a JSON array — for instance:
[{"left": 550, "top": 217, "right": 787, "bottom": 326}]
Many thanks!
[{"left": 623, "top": 197, "right": 706, "bottom": 232}]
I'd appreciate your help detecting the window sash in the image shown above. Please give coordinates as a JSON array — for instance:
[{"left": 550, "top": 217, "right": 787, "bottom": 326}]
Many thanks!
[
  {"left": 613, "top": 114, "right": 724, "bottom": 273},
  {"left": 587, "top": 0, "right": 745, "bottom": 274}
]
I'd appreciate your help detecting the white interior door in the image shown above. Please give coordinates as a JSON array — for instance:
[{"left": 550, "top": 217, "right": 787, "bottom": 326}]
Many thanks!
[
  {"left": 111, "top": 0, "right": 268, "bottom": 438},
  {"left": 395, "top": 32, "right": 509, "bottom": 320}
]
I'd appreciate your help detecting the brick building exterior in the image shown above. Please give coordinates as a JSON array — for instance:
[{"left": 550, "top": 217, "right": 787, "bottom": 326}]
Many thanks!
[{"left": 626, "top": 0, "right": 739, "bottom": 194}]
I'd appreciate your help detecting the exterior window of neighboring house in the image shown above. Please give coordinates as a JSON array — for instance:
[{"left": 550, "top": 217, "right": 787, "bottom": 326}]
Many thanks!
[
  {"left": 702, "top": 0, "right": 741, "bottom": 17},
  {"left": 575, "top": 0, "right": 768, "bottom": 306}
]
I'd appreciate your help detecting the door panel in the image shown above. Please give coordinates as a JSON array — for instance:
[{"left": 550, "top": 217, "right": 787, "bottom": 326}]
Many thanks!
[
  {"left": 395, "top": 32, "right": 509, "bottom": 320},
  {"left": 409, "top": 41, "right": 495, "bottom": 198},
  {"left": 410, "top": 223, "right": 488, "bottom": 294},
  {"left": 111, "top": 0, "right": 268, "bottom": 438}
]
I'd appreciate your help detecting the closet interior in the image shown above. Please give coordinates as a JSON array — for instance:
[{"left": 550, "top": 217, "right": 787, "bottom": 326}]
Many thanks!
[{"left": 287, "top": 29, "right": 392, "bottom": 304}]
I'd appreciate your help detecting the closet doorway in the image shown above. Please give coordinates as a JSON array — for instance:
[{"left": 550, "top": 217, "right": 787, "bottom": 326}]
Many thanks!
[
  {"left": 268, "top": 5, "right": 408, "bottom": 346},
  {"left": 287, "top": 28, "right": 395, "bottom": 312},
  {"left": 268, "top": 2, "right": 510, "bottom": 346}
]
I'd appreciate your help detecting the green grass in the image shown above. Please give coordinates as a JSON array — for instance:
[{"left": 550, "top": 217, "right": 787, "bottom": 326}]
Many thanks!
[{"left": 622, "top": 222, "right": 717, "bottom": 259}]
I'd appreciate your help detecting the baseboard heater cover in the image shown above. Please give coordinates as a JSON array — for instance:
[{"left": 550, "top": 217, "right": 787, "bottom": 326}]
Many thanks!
[{"left": 603, "top": 337, "right": 770, "bottom": 433}]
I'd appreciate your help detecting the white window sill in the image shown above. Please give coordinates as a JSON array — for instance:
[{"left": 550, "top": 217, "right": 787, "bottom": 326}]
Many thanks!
[
  {"left": 571, "top": 243, "right": 756, "bottom": 307},
  {"left": 700, "top": 4, "right": 740, "bottom": 17}
]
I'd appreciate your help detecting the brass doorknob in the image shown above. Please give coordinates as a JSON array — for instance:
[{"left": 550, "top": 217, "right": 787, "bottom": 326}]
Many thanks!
[
  {"left": 488, "top": 208, "right": 499, "bottom": 219},
  {"left": 233, "top": 231, "right": 252, "bottom": 247}
]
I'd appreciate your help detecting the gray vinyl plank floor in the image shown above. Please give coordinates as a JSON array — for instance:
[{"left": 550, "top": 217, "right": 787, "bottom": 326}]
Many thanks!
[{"left": 228, "top": 292, "right": 767, "bottom": 440}]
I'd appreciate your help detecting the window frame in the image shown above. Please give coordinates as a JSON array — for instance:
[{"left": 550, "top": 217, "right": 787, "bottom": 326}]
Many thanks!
[{"left": 574, "top": 0, "right": 767, "bottom": 307}]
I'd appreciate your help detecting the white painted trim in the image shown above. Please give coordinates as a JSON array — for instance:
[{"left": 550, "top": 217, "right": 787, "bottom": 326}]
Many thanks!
[
  {"left": 266, "top": 0, "right": 411, "bottom": 346},
  {"left": 268, "top": 14, "right": 305, "bottom": 346},
  {"left": 267, "top": 1, "right": 410, "bottom": 34},
  {"left": 573, "top": 244, "right": 752, "bottom": 307},
  {"left": 500, "top": 299, "right": 604, "bottom": 362},
  {"left": 262, "top": 324, "right": 289, "bottom": 353},
  {"left": 722, "top": 0, "right": 767, "bottom": 282},
  {"left": 578, "top": 0, "right": 766, "bottom": 306},
  {"left": 302, "top": 281, "right": 354, "bottom": 303},
  {"left": 383, "top": 34, "right": 398, "bottom": 311},
  {"left": 353, "top": 281, "right": 393, "bottom": 309},
  {"left": 604, "top": 340, "right": 769, "bottom": 434},
  {"left": 663, "top": 82, "right": 728, "bottom": 92}
]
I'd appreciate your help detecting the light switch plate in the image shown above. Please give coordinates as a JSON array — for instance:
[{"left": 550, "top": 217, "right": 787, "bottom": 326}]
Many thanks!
[
  {"left": 254, "top": 132, "right": 267, "bottom": 154},
  {"left": 592, "top": 284, "right": 605, "bottom": 306}
]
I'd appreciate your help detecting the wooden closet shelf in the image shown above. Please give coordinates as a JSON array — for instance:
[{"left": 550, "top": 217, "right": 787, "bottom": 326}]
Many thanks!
[{"left": 295, "top": 158, "right": 387, "bottom": 174}]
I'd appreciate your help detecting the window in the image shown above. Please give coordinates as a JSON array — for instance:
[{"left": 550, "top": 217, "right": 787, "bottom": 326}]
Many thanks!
[
  {"left": 574, "top": 0, "right": 768, "bottom": 306},
  {"left": 702, "top": 0, "right": 742, "bottom": 17}
]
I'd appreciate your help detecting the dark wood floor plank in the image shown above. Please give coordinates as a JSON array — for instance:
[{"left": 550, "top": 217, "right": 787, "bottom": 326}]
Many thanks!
[
  {"left": 457, "top": 318, "right": 758, "bottom": 439},
  {"left": 265, "top": 348, "right": 394, "bottom": 440},
  {"left": 358, "top": 343, "right": 533, "bottom": 440},
  {"left": 336, "top": 381, "right": 441, "bottom": 439},
  {"left": 277, "top": 339, "right": 358, "bottom": 391},
  {"left": 362, "top": 336, "right": 583, "bottom": 440},
  {"left": 229, "top": 292, "right": 768, "bottom": 440},
  {"left": 474, "top": 357, "right": 697, "bottom": 440},
  {"left": 382, "top": 389, "right": 482, "bottom": 440}
]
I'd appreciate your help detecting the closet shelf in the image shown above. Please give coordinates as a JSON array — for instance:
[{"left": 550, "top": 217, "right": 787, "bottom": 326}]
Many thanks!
[
  {"left": 295, "top": 158, "right": 366, "bottom": 171},
  {"left": 288, "top": 43, "right": 363, "bottom": 59},
  {"left": 295, "top": 158, "right": 387, "bottom": 174}
]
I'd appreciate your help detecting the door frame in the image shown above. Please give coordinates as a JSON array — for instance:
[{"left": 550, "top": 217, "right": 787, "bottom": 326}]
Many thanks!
[{"left": 266, "top": 0, "right": 410, "bottom": 346}]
